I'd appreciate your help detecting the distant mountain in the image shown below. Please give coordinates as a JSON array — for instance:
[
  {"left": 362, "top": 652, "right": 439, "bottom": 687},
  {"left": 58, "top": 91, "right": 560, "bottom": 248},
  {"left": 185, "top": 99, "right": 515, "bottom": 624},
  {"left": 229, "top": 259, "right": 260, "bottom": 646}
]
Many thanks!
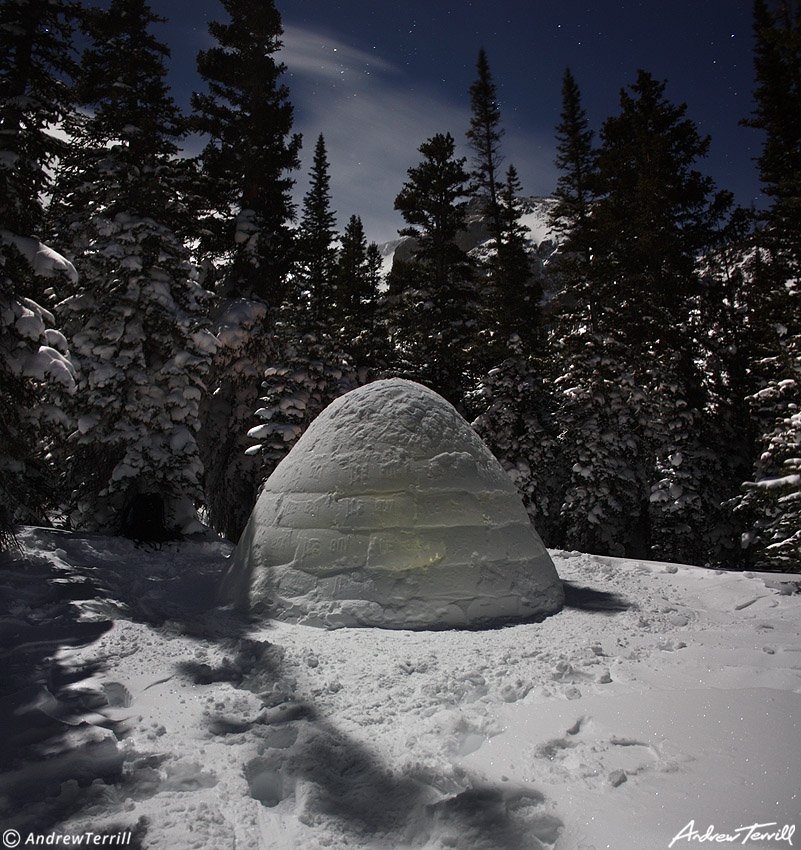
[{"left": 377, "top": 196, "right": 562, "bottom": 278}]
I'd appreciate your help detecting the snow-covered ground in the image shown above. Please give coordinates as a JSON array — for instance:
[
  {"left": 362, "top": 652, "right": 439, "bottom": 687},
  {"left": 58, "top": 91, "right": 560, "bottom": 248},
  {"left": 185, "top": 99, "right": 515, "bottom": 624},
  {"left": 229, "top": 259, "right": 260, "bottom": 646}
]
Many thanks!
[{"left": 1, "top": 527, "right": 799, "bottom": 850}]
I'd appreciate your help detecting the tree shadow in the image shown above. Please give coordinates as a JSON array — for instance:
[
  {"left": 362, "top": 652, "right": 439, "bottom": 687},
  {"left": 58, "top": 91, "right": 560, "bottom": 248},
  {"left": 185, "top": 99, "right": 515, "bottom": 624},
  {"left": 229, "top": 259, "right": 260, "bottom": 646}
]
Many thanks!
[
  {"left": 233, "top": 699, "right": 561, "bottom": 850},
  {"left": 0, "top": 547, "right": 120, "bottom": 833},
  {"left": 216, "top": 624, "right": 562, "bottom": 849},
  {"left": 561, "top": 580, "right": 631, "bottom": 613},
  {"left": 0, "top": 527, "right": 251, "bottom": 837},
  {"left": 3, "top": 527, "right": 565, "bottom": 848}
]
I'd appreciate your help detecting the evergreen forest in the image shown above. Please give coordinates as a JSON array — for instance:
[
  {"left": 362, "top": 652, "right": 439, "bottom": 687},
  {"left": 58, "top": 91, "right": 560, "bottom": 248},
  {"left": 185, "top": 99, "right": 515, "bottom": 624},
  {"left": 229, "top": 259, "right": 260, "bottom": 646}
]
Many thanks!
[{"left": 2, "top": 0, "right": 800, "bottom": 572}]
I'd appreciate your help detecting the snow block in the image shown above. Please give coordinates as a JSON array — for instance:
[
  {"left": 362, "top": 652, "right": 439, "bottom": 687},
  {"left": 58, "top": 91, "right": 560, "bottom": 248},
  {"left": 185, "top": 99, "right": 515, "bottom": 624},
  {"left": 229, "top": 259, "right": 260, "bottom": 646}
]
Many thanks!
[{"left": 220, "top": 379, "right": 563, "bottom": 629}]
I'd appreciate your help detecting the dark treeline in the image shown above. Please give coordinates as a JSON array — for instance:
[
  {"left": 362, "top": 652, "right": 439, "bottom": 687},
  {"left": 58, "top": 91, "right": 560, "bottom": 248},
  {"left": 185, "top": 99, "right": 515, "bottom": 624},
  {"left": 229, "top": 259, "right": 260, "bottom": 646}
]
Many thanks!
[{"left": 1, "top": 0, "right": 799, "bottom": 571}]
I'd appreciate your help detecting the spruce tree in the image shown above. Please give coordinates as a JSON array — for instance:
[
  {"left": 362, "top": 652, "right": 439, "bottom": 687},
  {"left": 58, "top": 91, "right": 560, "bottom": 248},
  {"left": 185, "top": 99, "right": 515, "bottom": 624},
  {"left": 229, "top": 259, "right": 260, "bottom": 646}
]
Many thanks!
[
  {"left": 1, "top": 0, "right": 78, "bottom": 239},
  {"left": 191, "top": 0, "right": 301, "bottom": 539},
  {"left": 466, "top": 48, "right": 504, "bottom": 237},
  {"left": 192, "top": 0, "right": 301, "bottom": 305},
  {"left": 335, "top": 214, "right": 382, "bottom": 364},
  {"left": 545, "top": 69, "right": 737, "bottom": 562},
  {"left": 589, "top": 70, "right": 732, "bottom": 343},
  {"left": 734, "top": 0, "right": 801, "bottom": 571},
  {"left": 390, "top": 132, "right": 475, "bottom": 403},
  {"left": 549, "top": 67, "right": 598, "bottom": 259},
  {"left": 742, "top": 0, "right": 801, "bottom": 263},
  {"left": 394, "top": 133, "right": 472, "bottom": 285},
  {"left": 49, "top": 0, "right": 217, "bottom": 538},
  {"left": 294, "top": 134, "right": 338, "bottom": 327},
  {"left": 466, "top": 51, "right": 539, "bottom": 360},
  {"left": 490, "top": 164, "right": 538, "bottom": 348},
  {"left": 0, "top": 0, "right": 79, "bottom": 543}
]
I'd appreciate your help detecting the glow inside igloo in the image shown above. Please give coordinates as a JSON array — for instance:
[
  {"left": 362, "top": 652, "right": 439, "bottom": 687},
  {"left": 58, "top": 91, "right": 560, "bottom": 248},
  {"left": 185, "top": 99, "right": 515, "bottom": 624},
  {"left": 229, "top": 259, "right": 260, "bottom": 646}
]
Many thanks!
[{"left": 220, "top": 379, "right": 563, "bottom": 629}]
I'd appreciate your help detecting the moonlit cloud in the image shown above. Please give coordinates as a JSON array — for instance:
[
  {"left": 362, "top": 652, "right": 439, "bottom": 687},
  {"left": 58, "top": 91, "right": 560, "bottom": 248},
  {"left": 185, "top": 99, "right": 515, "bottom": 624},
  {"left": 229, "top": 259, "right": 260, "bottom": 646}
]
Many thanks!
[
  {"left": 280, "top": 25, "right": 397, "bottom": 82},
  {"left": 281, "top": 25, "right": 558, "bottom": 245}
]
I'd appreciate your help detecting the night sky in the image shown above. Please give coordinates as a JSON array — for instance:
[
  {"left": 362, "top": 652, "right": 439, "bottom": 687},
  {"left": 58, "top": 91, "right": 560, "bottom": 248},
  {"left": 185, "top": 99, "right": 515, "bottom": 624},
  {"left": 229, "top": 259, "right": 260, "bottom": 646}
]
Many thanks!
[{"left": 150, "top": 0, "right": 761, "bottom": 243}]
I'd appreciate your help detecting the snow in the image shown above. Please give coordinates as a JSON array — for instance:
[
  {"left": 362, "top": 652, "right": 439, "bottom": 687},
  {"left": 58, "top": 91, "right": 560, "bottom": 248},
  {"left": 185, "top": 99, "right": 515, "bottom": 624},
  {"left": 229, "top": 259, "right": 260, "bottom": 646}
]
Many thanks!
[
  {"left": 22, "top": 345, "right": 77, "bottom": 390},
  {"left": 1, "top": 229, "right": 79, "bottom": 283},
  {"left": 223, "top": 379, "right": 563, "bottom": 629},
  {"left": 2, "top": 528, "right": 800, "bottom": 849},
  {"left": 518, "top": 197, "right": 560, "bottom": 248},
  {"left": 750, "top": 474, "right": 801, "bottom": 490}
]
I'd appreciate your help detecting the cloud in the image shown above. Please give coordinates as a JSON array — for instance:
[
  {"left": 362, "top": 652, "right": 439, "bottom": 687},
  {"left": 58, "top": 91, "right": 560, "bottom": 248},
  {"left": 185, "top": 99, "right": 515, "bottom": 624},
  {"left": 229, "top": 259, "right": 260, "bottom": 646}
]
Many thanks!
[
  {"left": 280, "top": 25, "right": 397, "bottom": 82},
  {"left": 280, "top": 24, "right": 558, "bottom": 245},
  {"left": 281, "top": 24, "right": 469, "bottom": 244}
]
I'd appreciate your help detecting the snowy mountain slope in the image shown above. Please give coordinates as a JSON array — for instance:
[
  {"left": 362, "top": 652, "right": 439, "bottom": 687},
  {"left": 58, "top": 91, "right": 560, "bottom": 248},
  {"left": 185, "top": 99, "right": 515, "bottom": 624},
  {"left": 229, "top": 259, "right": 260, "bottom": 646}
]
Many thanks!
[
  {"left": 1, "top": 528, "right": 799, "bottom": 850},
  {"left": 379, "top": 196, "right": 561, "bottom": 274}
]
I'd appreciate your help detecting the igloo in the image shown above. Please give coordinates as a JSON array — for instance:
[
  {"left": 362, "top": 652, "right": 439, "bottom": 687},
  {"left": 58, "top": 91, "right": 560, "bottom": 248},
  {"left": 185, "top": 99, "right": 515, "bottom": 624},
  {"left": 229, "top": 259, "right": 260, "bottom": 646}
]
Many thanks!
[{"left": 220, "top": 379, "right": 563, "bottom": 629}]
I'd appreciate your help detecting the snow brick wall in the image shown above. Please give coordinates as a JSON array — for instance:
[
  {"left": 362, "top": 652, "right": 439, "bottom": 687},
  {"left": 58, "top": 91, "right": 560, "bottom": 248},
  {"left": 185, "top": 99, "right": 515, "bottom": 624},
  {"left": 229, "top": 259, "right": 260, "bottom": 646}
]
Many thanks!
[{"left": 220, "top": 378, "right": 564, "bottom": 629}]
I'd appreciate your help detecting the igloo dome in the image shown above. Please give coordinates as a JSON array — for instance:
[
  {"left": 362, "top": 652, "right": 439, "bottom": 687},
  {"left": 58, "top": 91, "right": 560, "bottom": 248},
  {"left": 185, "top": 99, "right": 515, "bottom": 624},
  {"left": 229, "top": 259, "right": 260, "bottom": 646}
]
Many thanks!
[{"left": 219, "top": 379, "right": 563, "bottom": 629}]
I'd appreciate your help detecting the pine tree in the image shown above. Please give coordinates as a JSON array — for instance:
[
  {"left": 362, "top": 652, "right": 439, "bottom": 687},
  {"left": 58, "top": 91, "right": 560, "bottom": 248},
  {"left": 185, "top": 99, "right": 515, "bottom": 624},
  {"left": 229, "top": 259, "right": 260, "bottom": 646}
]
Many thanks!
[
  {"left": 394, "top": 133, "right": 472, "bottom": 287},
  {"left": 470, "top": 351, "right": 563, "bottom": 543},
  {"left": 334, "top": 214, "right": 382, "bottom": 364},
  {"left": 0, "top": 236, "right": 78, "bottom": 545},
  {"left": 589, "top": 70, "right": 732, "bottom": 343},
  {"left": 48, "top": 0, "right": 217, "bottom": 538},
  {"left": 294, "top": 133, "right": 337, "bottom": 327},
  {"left": 244, "top": 324, "right": 358, "bottom": 487},
  {"left": 191, "top": 0, "right": 301, "bottom": 305},
  {"left": 0, "top": 0, "right": 79, "bottom": 544},
  {"left": 552, "top": 332, "right": 650, "bottom": 558},
  {"left": 466, "top": 48, "right": 504, "bottom": 237},
  {"left": 191, "top": 0, "right": 302, "bottom": 539},
  {"left": 390, "top": 132, "right": 476, "bottom": 403},
  {"left": 489, "top": 164, "right": 538, "bottom": 349},
  {"left": 742, "top": 0, "right": 801, "bottom": 264},
  {"left": 0, "top": 0, "right": 78, "bottom": 239},
  {"left": 549, "top": 67, "right": 598, "bottom": 266},
  {"left": 734, "top": 0, "right": 801, "bottom": 571},
  {"left": 544, "top": 69, "right": 738, "bottom": 563}
]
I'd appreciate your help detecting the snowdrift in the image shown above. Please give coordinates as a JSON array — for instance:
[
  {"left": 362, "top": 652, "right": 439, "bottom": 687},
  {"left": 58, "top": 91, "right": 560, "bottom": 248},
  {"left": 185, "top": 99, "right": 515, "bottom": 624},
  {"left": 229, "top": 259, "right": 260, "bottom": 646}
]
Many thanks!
[{"left": 220, "top": 379, "right": 563, "bottom": 628}]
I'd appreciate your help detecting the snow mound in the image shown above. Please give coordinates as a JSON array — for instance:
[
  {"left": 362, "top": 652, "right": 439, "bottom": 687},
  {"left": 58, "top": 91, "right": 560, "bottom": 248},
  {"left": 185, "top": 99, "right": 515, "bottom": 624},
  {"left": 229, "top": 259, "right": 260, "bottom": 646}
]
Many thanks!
[{"left": 220, "top": 378, "right": 564, "bottom": 629}]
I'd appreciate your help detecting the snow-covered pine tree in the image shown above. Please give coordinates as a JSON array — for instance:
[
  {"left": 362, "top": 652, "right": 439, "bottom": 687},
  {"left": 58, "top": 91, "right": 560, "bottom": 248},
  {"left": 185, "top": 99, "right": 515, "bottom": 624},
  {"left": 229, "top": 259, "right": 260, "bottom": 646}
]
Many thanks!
[
  {"left": 547, "top": 70, "right": 736, "bottom": 562},
  {"left": 470, "top": 350, "right": 563, "bottom": 544},
  {"left": 550, "top": 318, "right": 651, "bottom": 558},
  {"left": 0, "top": 0, "right": 79, "bottom": 544},
  {"left": 242, "top": 133, "right": 358, "bottom": 508},
  {"left": 244, "top": 321, "right": 358, "bottom": 489},
  {"left": 48, "top": 0, "right": 217, "bottom": 538},
  {"left": 390, "top": 132, "right": 477, "bottom": 406},
  {"left": 0, "top": 236, "right": 78, "bottom": 545},
  {"left": 191, "top": 0, "right": 302, "bottom": 540},
  {"left": 643, "top": 349, "right": 746, "bottom": 566},
  {"left": 735, "top": 0, "right": 801, "bottom": 571}
]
